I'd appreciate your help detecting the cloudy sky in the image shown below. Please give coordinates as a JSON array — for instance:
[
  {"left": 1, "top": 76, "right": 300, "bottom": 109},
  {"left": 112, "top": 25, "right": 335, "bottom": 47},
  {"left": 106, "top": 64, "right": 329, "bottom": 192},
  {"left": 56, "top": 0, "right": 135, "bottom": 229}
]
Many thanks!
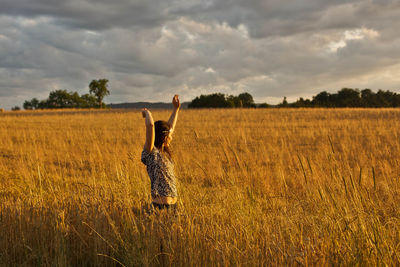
[{"left": 1, "top": 0, "right": 400, "bottom": 109}]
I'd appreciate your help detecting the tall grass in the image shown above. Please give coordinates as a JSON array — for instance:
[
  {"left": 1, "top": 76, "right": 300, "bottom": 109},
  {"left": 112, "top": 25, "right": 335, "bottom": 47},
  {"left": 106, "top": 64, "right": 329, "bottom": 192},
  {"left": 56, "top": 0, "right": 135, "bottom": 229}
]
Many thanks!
[{"left": 0, "top": 108, "right": 399, "bottom": 266}]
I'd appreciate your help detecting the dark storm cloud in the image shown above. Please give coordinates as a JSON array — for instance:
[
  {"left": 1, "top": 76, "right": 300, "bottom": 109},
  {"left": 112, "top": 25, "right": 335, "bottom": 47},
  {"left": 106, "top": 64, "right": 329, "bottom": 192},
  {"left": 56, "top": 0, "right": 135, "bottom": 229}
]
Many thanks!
[
  {"left": 1, "top": 0, "right": 400, "bottom": 109},
  {"left": 3, "top": 0, "right": 396, "bottom": 36},
  {"left": 0, "top": 0, "right": 173, "bottom": 30}
]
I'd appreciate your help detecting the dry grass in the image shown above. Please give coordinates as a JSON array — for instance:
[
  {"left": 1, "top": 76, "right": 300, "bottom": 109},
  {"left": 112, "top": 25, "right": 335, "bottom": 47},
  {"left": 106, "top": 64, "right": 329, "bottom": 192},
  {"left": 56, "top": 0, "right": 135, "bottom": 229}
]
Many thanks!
[{"left": 0, "top": 108, "right": 399, "bottom": 266}]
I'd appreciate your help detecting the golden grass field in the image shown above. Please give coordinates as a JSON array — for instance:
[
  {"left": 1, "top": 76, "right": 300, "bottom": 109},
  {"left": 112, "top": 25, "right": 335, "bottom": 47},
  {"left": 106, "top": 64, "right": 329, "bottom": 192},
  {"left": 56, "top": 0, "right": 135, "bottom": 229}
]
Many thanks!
[{"left": 0, "top": 108, "right": 399, "bottom": 266}]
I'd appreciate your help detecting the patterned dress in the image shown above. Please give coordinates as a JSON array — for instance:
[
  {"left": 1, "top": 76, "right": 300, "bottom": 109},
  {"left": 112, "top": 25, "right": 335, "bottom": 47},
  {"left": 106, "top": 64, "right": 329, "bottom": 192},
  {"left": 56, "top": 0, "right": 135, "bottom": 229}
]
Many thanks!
[{"left": 141, "top": 147, "right": 178, "bottom": 199}]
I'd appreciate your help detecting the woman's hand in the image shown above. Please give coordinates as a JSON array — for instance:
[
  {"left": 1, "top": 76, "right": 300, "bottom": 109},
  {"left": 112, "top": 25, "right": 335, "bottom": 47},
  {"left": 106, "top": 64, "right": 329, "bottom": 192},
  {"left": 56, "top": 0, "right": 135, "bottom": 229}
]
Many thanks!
[
  {"left": 172, "top": 95, "right": 180, "bottom": 110},
  {"left": 142, "top": 108, "right": 154, "bottom": 126},
  {"left": 142, "top": 108, "right": 150, "bottom": 118}
]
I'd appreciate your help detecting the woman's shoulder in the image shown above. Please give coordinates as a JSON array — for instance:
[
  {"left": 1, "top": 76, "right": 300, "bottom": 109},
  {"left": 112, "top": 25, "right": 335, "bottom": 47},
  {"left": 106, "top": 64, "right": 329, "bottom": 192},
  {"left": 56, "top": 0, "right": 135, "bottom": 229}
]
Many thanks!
[
  {"left": 141, "top": 147, "right": 160, "bottom": 165},
  {"left": 143, "top": 147, "right": 160, "bottom": 154}
]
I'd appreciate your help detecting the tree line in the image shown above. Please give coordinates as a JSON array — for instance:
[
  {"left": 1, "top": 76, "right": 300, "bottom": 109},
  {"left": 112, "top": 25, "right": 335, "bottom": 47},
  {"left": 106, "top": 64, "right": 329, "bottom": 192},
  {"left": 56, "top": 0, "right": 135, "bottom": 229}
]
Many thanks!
[
  {"left": 188, "top": 92, "right": 256, "bottom": 108},
  {"left": 280, "top": 88, "right": 400, "bottom": 108},
  {"left": 18, "top": 85, "right": 400, "bottom": 110},
  {"left": 188, "top": 88, "right": 400, "bottom": 108},
  {"left": 23, "top": 79, "right": 110, "bottom": 110}
]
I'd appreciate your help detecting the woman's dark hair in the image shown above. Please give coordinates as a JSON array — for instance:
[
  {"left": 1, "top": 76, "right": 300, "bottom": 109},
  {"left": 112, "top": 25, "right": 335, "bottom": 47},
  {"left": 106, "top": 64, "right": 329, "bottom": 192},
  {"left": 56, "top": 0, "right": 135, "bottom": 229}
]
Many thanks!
[{"left": 154, "top": 120, "right": 172, "bottom": 157}]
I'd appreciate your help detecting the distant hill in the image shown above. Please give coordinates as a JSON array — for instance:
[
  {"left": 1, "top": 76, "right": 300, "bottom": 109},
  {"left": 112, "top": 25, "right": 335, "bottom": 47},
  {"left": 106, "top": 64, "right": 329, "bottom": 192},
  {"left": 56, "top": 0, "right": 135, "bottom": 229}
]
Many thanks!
[{"left": 107, "top": 102, "right": 190, "bottom": 109}]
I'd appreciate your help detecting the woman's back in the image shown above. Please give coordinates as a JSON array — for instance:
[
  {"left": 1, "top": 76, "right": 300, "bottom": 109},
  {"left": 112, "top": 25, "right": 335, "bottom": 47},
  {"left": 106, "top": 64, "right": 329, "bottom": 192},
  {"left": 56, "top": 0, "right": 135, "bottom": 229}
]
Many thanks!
[{"left": 141, "top": 147, "right": 177, "bottom": 199}]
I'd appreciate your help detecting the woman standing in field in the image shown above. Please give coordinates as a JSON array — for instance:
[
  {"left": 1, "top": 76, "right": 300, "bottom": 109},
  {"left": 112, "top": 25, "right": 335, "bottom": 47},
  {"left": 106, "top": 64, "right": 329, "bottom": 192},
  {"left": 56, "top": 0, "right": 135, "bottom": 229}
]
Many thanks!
[{"left": 141, "top": 95, "right": 180, "bottom": 211}]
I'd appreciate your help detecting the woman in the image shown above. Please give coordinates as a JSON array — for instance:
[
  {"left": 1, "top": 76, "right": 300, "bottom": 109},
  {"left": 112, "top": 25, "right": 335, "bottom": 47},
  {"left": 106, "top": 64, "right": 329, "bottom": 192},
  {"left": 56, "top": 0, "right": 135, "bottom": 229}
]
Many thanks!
[{"left": 141, "top": 95, "right": 180, "bottom": 211}]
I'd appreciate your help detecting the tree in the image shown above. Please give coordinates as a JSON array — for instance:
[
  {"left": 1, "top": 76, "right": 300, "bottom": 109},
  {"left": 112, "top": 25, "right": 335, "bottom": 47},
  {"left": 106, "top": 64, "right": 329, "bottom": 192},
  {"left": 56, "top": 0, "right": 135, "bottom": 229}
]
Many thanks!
[
  {"left": 188, "top": 92, "right": 256, "bottom": 108},
  {"left": 46, "top": 90, "right": 79, "bottom": 108},
  {"left": 258, "top": 103, "right": 270, "bottom": 108},
  {"left": 23, "top": 100, "right": 33, "bottom": 110},
  {"left": 226, "top": 95, "right": 241, "bottom": 107},
  {"left": 11, "top": 106, "right": 21, "bottom": 111},
  {"left": 31, "top": 98, "right": 39, "bottom": 109},
  {"left": 38, "top": 99, "right": 49, "bottom": 109},
  {"left": 188, "top": 93, "right": 229, "bottom": 108},
  {"left": 336, "top": 88, "right": 361, "bottom": 107},
  {"left": 238, "top": 92, "right": 256, "bottom": 107},
  {"left": 89, "top": 79, "right": 110, "bottom": 108},
  {"left": 80, "top": 94, "right": 98, "bottom": 108},
  {"left": 23, "top": 98, "right": 39, "bottom": 110},
  {"left": 278, "top": 96, "right": 288, "bottom": 107},
  {"left": 292, "top": 97, "right": 312, "bottom": 107},
  {"left": 312, "top": 91, "right": 331, "bottom": 107},
  {"left": 22, "top": 87, "right": 101, "bottom": 110},
  {"left": 361, "top": 89, "right": 374, "bottom": 107}
]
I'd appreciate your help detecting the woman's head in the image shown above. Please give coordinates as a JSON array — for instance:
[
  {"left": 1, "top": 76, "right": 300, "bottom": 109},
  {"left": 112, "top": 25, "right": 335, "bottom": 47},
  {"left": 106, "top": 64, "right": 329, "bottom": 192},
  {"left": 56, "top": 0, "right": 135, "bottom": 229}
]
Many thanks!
[{"left": 154, "top": 120, "right": 172, "bottom": 152}]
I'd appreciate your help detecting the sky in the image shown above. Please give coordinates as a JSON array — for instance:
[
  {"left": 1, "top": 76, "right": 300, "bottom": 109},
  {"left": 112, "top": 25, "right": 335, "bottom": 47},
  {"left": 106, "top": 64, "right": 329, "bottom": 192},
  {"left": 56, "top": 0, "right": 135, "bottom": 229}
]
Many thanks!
[{"left": 1, "top": 0, "right": 400, "bottom": 109}]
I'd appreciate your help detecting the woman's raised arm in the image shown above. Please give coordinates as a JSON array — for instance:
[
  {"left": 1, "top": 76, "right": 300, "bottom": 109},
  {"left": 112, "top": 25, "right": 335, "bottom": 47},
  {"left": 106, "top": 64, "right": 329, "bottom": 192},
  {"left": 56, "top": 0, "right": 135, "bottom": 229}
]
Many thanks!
[
  {"left": 142, "top": 108, "right": 155, "bottom": 152},
  {"left": 168, "top": 95, "right": 180, "bottom": 135}
]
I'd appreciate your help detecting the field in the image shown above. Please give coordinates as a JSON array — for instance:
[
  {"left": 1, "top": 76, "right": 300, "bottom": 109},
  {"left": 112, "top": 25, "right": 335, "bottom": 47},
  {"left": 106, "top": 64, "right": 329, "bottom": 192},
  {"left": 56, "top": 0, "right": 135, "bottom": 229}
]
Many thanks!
[{"left": 0, "top": 108, "right": 399, "bottom": 266}]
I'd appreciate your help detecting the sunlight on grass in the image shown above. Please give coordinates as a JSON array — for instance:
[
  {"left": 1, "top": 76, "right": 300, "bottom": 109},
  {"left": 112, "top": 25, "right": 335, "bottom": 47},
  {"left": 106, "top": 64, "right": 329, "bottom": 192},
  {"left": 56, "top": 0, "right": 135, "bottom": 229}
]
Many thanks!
[{"left": 0, "top": 108, "right": 399, "bottom": 265}]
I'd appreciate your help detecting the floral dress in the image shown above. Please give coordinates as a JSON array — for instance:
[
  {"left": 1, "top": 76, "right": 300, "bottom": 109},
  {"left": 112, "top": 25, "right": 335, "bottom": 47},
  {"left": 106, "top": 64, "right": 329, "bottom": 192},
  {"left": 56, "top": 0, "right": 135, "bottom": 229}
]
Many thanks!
[{"left": 141, "top": 147, "right": 177, "bottom": 199}]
